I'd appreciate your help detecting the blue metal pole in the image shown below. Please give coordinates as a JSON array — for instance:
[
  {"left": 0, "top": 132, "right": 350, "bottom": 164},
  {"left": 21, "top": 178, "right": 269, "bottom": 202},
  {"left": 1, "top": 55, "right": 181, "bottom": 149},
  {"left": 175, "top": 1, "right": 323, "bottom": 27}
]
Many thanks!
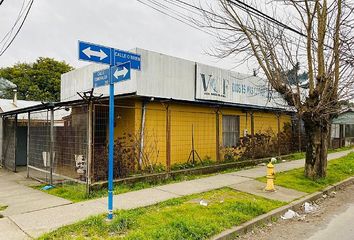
[{"left": 108, "top": 67, "right": 114, "bottom": 220}]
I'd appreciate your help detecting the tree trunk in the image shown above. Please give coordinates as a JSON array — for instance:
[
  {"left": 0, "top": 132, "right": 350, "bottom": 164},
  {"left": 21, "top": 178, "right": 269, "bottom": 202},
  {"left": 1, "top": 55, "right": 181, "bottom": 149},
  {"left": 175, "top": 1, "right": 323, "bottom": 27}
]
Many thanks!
[{"left": 303, "top": 118, "right": 330, "bottom": 180}]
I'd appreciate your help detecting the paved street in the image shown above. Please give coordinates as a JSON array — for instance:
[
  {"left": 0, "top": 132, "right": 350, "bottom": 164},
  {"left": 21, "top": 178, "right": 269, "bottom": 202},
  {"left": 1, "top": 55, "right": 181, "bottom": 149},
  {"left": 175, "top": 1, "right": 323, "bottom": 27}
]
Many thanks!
[
  {"left": 308, "top": 201, "right": 354, "bottom": 240},
  {"left": 0, "top": 150, "right": 352, "bottom": 239},
  {"left": 239, "top": 178, "right": 354, "bottom": 240}
]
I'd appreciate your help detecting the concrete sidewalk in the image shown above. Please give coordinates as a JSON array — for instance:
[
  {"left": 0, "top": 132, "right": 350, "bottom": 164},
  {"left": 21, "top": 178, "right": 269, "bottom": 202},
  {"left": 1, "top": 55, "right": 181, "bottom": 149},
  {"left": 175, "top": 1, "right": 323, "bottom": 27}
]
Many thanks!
[
  {"left": 0, "top": 169, "right": 72, "bottom": 240},
  {"left": 1, "top": 150, "right": 352, "bottom": 239}
]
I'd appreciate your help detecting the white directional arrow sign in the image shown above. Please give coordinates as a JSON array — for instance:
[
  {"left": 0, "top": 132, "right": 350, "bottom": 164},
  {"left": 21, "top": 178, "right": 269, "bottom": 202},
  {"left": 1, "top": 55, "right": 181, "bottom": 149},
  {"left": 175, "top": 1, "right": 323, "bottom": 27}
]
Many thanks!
[
  {"left": 111, "top": 62, "right": 131, "bottom": 83},
  {"left": 113, "top": 66, "right": 128, "bottom": 79},
  {"left": 82, "top": 47, "right": 108, "bottom": 60},
  {"left": 78, "top": 41, "right": 111, "bottom": 64}
]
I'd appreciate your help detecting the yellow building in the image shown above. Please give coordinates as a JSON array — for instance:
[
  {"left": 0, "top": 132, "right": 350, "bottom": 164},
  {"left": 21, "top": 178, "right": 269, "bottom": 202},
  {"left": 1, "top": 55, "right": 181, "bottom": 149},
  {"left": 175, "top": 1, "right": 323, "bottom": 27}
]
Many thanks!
[
  {"left": 61, "top": 48, "right": 293, "bottom": 176},
  {"left": 92, "top": 97, "right": 291, "bottom": 174}
]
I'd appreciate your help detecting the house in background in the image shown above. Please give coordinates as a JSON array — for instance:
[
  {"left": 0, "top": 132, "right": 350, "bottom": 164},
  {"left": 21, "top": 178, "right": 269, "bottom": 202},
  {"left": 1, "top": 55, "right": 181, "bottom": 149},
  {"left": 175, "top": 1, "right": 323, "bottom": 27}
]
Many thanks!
[
  {"left": 331, "top": 108, "right": 354, "bottom": 148},
  {"left": 0, "top": 91, "right": 42, "bottom": 169}
]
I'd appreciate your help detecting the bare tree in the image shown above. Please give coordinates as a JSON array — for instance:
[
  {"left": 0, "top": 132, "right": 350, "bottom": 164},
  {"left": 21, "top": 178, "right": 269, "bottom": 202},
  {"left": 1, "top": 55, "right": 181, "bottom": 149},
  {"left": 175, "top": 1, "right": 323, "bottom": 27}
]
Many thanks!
[{"left": 194, "top": 0, "right": 354, "bottom": 179}]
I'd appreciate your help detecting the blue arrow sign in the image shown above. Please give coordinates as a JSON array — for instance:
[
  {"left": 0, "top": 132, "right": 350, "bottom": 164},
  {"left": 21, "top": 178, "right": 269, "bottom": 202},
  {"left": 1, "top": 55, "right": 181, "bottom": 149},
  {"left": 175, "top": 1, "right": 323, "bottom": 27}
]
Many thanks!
[
  {"left": 114, "top": 49, "right": 141, "bottom": 70},
  {"left": 93, "top": 68, "right": 110, "bottom": 88},
  {"left": 111, "top": 62, "right": 131, "bottom": 83},
  {"left": 79, "top": 41, "right": 111, "bottom": 65}
]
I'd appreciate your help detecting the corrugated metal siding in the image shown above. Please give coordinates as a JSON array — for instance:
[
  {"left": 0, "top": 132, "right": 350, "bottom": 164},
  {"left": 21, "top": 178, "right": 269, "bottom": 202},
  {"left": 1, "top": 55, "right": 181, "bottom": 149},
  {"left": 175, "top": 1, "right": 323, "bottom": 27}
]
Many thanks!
[
  {"left": 60, "top": 62, "right": 137, "bottom": 102},
  {"left": 136, "top": 48, "right": 195, "bottom": 101}
]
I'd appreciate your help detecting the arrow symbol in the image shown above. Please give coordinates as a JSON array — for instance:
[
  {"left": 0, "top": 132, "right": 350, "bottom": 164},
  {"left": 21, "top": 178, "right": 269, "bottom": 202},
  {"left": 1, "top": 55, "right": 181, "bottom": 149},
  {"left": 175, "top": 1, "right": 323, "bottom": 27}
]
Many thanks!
[
  {"left": 113, "top": 67, "right": 128, "bottom": 79},
  {"left": 82, "top": 47, "right": 108, "bottom": 60}
]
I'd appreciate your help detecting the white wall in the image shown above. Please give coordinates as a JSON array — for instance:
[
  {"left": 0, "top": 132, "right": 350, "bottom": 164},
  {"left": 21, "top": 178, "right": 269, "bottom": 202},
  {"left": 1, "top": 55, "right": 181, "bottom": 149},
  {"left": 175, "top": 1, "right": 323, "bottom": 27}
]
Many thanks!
[
  {"left": 195, "top": 63, "right": 286, "bottom": 108},
  {"left": 61, "top": 57, "right": 138, "bottom": 102},
  {"left": 135, "top": 49, "right": 195, "bottom": 101},
  {"left": 61, "top": 48, "right": 195, "bottom": 102},
  {"left": 60, "top": 48, "right": 287, "bottom": 110}
]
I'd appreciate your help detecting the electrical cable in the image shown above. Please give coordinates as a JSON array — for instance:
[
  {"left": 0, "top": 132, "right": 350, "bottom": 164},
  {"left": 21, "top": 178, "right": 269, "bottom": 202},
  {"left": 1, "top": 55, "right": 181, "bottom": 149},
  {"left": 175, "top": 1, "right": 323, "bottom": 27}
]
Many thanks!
[{"left": 0, "top": 0, "right": 34, "bottom": 56}]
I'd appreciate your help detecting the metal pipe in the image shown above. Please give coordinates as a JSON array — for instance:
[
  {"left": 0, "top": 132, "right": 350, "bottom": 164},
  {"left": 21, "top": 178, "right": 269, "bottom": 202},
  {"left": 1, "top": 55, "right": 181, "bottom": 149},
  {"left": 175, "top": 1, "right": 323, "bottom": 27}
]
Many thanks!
[
  {"left": 26, "top": 112, "right": 30, "bottom": 178},
  {"left": 86, "top": 102, "right": 93, "bottom": 194},
  {"left": 50, "top": 108, "right": 54, "bottom": 185},
  {"left": 107, "top": 68, "right": 114, "bottom": 220}
]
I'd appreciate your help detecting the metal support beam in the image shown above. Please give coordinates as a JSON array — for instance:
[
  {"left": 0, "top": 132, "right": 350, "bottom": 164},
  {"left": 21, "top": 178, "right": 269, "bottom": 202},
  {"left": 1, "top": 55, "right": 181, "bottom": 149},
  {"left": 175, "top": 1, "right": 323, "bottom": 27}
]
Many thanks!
[
  {"left": 14, "top": 115, "right": 17, "bottom": 172},
  {"left": 26, "top": 112, "right": 30, "bottom": 178},
  {"left": 166, "top": 105, "right": 171, "bottom": 172},
  {"left": 86, "top": 102, "right": 93, "bottom": 194},
  {"left": 215, "top": 110, "right": 220, "bottom": 162},
  {"left": 49, "top": 108, "right": 54, "bottom": 185},
  {"left": 276, "top": 113, "right": 281, "bottom": 157}
]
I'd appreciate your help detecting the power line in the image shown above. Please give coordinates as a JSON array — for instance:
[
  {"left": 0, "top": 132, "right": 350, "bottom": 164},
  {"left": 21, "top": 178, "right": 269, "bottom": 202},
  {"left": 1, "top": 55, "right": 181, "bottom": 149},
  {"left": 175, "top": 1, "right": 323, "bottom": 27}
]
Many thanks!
[
  {"left": 137, "top": 0, "right": 216, "bottom": 37},
  {"left": 0, "top": 0, "right": 34, "bottom": 56},
  {"left": 0, "top": 0, "right": 27, "bottom": 45},
  {"left": 227, "top": 0, "right": 307, "bottom": 38}
]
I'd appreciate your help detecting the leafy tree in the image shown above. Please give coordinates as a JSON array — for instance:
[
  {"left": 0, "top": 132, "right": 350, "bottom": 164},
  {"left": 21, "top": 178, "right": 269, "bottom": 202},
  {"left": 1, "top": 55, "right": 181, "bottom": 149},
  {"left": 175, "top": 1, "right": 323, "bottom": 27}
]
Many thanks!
[
  {"left": 0, "top": 57, "right": 73, "bottom": 102},
  {"left": 195, "top": 0, "right": 353, "bottom": 179}
]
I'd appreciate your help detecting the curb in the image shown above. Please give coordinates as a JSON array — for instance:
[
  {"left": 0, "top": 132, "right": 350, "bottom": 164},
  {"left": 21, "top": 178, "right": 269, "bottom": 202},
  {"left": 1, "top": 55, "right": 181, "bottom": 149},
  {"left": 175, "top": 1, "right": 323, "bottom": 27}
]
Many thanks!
[{"left": 212, "top": 176, "right": 354, "bottom": 240}]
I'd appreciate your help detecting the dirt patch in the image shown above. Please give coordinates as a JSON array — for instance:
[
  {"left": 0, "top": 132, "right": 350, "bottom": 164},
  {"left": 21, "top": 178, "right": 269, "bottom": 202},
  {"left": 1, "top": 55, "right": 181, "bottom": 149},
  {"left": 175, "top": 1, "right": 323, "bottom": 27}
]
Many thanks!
[{"left": 237, "top": 183, "right": 354, "bottom": 240}]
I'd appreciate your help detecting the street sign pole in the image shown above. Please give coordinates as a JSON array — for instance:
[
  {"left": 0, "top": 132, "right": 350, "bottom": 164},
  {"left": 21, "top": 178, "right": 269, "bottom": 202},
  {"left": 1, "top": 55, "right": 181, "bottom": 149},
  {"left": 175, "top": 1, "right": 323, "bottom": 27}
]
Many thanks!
[
  {"left": 79, "top": 40, "right": 140, "bottom": 221},
  {"left": 108, "top": 67, "right": 114, "bottom": 220}
]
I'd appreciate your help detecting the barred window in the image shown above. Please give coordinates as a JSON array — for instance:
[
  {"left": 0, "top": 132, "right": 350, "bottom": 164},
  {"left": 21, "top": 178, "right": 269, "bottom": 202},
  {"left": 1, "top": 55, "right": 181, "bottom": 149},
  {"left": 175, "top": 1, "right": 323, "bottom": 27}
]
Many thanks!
[{"left": 222, "top": 115, "right": 240, "bottom": 147}]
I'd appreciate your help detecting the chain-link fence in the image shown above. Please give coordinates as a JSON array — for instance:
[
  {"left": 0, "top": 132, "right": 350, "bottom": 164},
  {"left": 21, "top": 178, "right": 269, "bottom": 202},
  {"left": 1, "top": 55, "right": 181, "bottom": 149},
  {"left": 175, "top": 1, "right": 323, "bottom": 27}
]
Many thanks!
[
  {"left": 2, "top": 98, "right": 338, "bottom": 194},
  {"left": 2, "top": 116, "right": 16, "bottom": 171},
  {"left": 27, "top": 105, "right": 89, "bottom": 186},
  {"left": 90, "top": 102, "right": 304, "bottom": 185}
]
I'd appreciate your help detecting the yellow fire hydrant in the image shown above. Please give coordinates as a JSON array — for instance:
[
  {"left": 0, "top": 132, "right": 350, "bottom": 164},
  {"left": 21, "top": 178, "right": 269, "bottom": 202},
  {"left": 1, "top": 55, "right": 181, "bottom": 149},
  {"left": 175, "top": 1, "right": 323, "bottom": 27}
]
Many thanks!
[{"left": 265, "top": 158, "right": 276, "bottom": 192}]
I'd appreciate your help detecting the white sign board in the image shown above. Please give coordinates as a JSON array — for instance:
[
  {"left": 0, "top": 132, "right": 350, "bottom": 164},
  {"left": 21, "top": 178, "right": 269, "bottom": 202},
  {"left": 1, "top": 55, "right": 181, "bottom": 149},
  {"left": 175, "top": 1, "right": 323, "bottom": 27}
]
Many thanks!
[{"left": 195, "top": 63, "right": 285, "bottom": 109}]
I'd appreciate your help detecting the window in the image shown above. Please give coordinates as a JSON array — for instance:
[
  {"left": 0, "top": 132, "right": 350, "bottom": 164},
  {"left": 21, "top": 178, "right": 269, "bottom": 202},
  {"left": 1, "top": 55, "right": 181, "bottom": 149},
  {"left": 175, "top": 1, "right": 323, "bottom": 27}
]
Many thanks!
[
  {"left": 222, "top": 115, "right": 240, "bottom": 147},
  {"left": 345, "top": 124, "right": 354, "bottom": 137}
]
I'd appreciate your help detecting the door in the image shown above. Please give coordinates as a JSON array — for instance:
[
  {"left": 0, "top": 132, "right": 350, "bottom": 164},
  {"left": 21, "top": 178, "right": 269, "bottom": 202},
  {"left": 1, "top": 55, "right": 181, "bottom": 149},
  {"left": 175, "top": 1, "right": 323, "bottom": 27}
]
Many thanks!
[{"left": 16, "top": 126, "right": 27, "bottom": 166}]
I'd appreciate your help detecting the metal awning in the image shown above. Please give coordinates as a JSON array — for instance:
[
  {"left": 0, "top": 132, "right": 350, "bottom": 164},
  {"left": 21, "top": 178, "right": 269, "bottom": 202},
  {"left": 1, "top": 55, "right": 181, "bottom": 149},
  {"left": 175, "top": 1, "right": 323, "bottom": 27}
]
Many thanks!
[{"left": 333, "top": 111, "right": 354, "bottom": 125}]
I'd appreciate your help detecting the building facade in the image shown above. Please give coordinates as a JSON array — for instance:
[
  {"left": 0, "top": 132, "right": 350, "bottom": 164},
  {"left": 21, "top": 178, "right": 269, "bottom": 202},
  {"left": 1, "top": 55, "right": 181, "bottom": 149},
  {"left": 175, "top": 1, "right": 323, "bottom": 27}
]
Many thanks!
[{"left": 62, "top": 48, "right": 293, "bottom": 178}]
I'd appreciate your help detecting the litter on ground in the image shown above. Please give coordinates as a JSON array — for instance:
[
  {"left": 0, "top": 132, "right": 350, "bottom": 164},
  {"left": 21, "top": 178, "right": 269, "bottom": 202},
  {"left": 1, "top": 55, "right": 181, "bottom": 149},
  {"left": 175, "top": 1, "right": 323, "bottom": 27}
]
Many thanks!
[
  {"left": 199, "top": 200, "right": 208, "bottom": 206},
  {"left": 304, "top": 202, "right": 318, "bottom": 213},
  {"left": 281, "top": 209, "right": 299, "bottom": 220}
]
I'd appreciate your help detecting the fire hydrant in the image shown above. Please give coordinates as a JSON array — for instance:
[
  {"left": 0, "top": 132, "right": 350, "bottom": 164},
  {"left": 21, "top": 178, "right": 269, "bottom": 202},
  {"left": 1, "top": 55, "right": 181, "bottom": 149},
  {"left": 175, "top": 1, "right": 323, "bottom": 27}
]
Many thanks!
[{"left": 265, "top": 158, "right": 276, "bottom": 192}]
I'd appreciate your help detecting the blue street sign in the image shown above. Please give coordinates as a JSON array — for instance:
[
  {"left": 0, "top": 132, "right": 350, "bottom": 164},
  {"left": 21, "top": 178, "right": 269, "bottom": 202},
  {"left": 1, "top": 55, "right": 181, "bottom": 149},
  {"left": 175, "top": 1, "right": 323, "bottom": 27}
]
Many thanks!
[
  {"left": 114, "top": 49, "right": 141, "bottom": 70},
  {"left": 111, "top": 62, "right": 131, "bottom": 83},
  {"left": 78, "top": 40, "right": 141, "bottom": 221},
  {"left": 78, "top": 41, "right": 111, "bottom": 65},
  {"left": 93, "top": 68, "right": 110, "bottom": 88}
]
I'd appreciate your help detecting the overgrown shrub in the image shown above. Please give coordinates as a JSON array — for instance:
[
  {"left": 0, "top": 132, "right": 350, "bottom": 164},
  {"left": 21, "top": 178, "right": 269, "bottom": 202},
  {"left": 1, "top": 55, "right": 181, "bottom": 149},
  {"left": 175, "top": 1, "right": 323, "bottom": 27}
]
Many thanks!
[
  {"left": 220, "top": 124, "right": 296, "bottom": 162},
  {"left": 93, "top": 132, "right": 165, "bottom": 182}
]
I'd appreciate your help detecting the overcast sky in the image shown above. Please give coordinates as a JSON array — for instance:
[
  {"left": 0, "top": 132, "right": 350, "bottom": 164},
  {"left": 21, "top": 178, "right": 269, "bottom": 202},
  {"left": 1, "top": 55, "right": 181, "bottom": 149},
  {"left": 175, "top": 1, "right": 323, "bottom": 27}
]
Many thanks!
[{"left": 0, "top": 0, "right": 251, "bottom": 73}]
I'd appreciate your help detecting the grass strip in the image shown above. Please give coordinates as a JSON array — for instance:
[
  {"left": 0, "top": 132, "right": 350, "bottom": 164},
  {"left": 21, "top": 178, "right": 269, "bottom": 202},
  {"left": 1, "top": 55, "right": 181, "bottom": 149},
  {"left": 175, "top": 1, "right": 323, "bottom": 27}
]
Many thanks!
[
  {"left": 33, "top": 168, "right": 245, "bottom": 203},
  {"left": 38, "top": 188, "right": 285, "bottom": 240},
  {"left": 285, "top": 146, "right": 353, "bottom": 161},
  {"left": 35, "top": 147, "right": 353, "bottom": 202},
  {"left": 258, "top": 152, "right": 354, "bottom": 193}
]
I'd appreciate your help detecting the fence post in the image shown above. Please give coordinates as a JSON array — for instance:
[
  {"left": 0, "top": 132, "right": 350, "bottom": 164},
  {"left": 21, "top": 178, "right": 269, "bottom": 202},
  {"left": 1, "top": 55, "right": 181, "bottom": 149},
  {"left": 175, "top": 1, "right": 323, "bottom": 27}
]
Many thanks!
[
  {"left": 276, "top": 113, "right": 280, "bottom": 157},
  {"left": 14, "top": 114, "right": 17, "bottom": 172},
  {"left": 86, "top": 102, "right": 93, "bottom": 194},
  {"left": 298, "top": 115, "right": 302, "bottom": 152},
  {"left": 165, "top": 104, "right": 171, "bottom": 173},
  {"left": 49, "top": 107, "right": 54, "bottom": 185},
  {"left": 215, "top": 109, "right": 220, "bottom": 162},
  {"left": 26, "top": 112, "right": 30, "bottom": 178},
  {"left": 250, "top": 112, "right": 254, "bottom": 136}
]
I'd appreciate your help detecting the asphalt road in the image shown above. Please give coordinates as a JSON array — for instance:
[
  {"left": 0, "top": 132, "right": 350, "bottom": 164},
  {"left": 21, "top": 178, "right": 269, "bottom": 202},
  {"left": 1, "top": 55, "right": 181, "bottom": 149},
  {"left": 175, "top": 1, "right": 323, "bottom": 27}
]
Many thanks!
[
  {"left": 238, "top": 183, "right": 354, "bottom": 240},
  {"left": 307, "top": 203, "right": 354, "bottom": 240}
]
